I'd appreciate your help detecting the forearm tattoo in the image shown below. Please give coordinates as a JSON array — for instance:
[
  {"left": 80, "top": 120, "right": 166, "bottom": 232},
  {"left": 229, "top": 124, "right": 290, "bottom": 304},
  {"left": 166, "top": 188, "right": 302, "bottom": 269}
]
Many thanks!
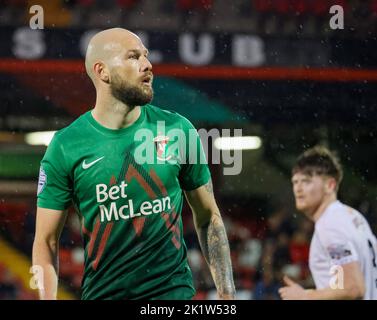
[{"left": 197, "top": 181, "right": 235, "bottom": 297}]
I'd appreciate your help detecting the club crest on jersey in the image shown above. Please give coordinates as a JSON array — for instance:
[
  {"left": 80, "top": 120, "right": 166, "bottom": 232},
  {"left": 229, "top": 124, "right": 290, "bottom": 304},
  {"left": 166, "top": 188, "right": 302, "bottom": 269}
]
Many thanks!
[{"left": 153, "top": 135, "right": 172, "bottom": 161}]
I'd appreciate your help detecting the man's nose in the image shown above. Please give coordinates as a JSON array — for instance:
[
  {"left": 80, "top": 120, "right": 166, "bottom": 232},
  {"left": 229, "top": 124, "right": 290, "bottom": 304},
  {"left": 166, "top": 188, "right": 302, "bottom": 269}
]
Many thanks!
[
  {"left": 141, "top": 56, "right": 152, "bottom": 72},
  {"left": 293, "top": 183, "right": 302, "bottom": 194}
]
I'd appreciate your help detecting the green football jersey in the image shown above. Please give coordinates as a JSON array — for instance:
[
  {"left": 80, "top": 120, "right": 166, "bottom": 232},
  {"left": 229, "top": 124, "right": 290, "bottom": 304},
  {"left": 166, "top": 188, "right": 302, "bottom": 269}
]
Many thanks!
[{"left": 37, "top": 104, "right": 211, "bottom": 300}]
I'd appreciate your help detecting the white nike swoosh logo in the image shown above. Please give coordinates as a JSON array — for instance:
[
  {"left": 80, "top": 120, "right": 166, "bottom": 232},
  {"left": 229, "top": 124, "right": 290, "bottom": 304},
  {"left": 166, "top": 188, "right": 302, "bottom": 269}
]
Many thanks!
[{"left": 82, "top": 156, "right": 105, "bottom": 169}]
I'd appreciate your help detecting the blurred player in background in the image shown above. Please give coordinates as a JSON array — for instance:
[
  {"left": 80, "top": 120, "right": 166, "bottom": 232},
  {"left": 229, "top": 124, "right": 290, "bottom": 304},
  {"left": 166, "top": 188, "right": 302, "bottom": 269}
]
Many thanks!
[
  {"left": 279, "top": 146, "right": 377, "bottom": 300},
  {"left": 32, "top": 28, "right": 235, "bottom": 300}
]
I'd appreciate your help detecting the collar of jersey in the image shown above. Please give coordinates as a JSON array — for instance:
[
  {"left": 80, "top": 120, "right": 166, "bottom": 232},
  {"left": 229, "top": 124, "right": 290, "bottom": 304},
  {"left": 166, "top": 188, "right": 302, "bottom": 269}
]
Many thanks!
[{"left": 86, "top": 106, "right": 146, "bottom": 137}]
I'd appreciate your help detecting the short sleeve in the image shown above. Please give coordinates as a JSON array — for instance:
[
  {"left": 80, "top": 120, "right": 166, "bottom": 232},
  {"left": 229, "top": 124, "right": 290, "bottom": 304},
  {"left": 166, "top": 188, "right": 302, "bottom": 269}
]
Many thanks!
[
  {"left": 178, "top": 118, "right": 211, "bottom": 191},
  {"left": 316, "top": 223, "right": 359, "bottom": 266},
  {"left": 37, "top": 133, "right": 73, "bottom": 210}
]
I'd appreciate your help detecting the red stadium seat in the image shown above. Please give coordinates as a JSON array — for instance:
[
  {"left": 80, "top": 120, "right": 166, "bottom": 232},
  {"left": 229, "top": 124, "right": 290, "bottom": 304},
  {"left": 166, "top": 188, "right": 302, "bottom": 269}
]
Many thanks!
[
  {"left": 311, "top": 0, "right": 347, "bottom": 16},
  {"left": 312, "top": 0, "right": 330, "bottom": 16},
  {"left": 178, "top": 0, "right": 193, "bottom": 10},
  {"left": 198, "top": 0, "right": 212, "bottom": 10},
  {"left": 253, "top": 0, "right": 274, "bottom": 13},
  {"left": 59, "top": 249, "right": 84, "bottom": 277},
  {"left": 372, "top": 0, "right": 377, "bottom": 15},
  {"left": 291, "top": 0, "right": 309, "bottom": 15},
  {"left": 289, "top": 242, "right": 309, "bottom": 265},
  {"left": 178, "top": 0, "right": 212, "bottom": 11},
  {"left": 274, "top": 0, "right": 291, "bottom": 15},
  {"left": 116, "top": 0, "right": 138, "bottom": 8}
]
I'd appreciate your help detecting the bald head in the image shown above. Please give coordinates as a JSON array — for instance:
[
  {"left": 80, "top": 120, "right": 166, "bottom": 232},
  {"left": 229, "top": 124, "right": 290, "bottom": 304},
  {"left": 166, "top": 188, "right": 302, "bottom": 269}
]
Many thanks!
[
  {"left": 85, "top": 28, "right": 144, "bottom": 84},
  {"left": 84, "top": 28, "right": 154, "bottom": 107}
]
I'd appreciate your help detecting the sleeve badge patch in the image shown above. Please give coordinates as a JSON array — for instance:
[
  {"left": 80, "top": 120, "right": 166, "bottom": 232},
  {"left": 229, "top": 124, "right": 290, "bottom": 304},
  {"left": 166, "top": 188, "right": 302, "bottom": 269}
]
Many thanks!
[{"left": 37, "top": 166, "right": 47, "bottom": 195}]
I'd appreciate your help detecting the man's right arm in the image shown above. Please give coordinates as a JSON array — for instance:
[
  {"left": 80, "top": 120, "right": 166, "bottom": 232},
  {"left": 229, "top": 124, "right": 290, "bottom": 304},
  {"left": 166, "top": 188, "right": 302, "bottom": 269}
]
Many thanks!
[{"left": 32, "top": 207, "right": 67, "bottom": 300}]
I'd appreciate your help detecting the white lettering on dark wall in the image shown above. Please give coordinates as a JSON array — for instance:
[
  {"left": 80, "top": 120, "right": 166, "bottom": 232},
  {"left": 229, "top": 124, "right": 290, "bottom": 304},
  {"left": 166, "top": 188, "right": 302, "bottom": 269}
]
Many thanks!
[
  {"left": 232, "top": 35, "right": 265, "bottom": 66},
  {"left": 179, "top": 33, "right": 215, "bottom": 66},
  {"left": 11, "top": 28, "right": 267, "bottom": 66},
  {"left": 13, "top": 27, "right": 46, "bottom": 59}
]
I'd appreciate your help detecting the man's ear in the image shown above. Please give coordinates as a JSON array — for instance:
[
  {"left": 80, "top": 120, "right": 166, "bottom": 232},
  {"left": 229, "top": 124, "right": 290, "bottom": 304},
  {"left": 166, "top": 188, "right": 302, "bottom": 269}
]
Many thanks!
[
  {"left": 94, "top": 62, "right": 110, "bottom": 83},
  {"left": 325, "top": 177, "right": 337, "bottom": 193}
]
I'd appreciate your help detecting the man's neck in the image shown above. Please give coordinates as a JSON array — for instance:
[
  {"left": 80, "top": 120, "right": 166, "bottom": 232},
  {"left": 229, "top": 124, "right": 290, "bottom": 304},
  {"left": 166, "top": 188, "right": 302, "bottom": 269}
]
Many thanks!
[
  {"left": 311, "top": 195, "right": 337, "bottom": 223},
  {"left": 92, "top": 95, "right": 141, "bottom": 130}
]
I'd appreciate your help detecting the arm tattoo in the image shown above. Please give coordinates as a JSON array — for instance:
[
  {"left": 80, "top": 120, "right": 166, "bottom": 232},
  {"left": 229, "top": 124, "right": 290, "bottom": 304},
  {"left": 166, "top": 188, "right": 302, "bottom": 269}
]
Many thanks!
[
  {"left": 204, "top": 180, "right": 214, "bottom": 194},
  {"left": 197, "top": 211, "right": 236, "bottom": 297}
]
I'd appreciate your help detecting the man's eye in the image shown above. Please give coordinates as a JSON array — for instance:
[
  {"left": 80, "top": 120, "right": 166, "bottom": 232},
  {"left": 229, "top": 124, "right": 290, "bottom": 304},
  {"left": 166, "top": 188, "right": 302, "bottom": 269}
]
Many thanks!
[{"left": 129, "top": 54, "right": 138, "bottom": 59}]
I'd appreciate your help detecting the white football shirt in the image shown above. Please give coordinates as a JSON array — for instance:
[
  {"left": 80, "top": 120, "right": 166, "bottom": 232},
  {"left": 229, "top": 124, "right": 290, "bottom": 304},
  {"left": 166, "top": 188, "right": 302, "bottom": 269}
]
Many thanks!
[{"left": 309, "top": 200, "right": 377, "bottom": 299}]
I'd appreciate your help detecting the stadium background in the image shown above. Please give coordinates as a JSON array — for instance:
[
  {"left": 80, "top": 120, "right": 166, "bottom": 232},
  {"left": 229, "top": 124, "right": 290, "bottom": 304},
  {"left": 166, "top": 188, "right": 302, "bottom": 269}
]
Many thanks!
[{"left": 0, "top": 0, "right": 376, "bottom": 300}]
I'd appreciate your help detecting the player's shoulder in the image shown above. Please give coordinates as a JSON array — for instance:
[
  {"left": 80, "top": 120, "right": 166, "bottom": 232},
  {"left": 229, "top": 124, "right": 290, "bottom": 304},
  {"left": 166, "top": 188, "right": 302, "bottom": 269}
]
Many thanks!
[
  {"left": 144, "top": 104, "right": 195, "bottom": 129},
  {"left": 52, "top": 112, "right": 89, "bottom": 143},
  {"left": 316, "top": 201, "right": 357, "bottom": 233}
]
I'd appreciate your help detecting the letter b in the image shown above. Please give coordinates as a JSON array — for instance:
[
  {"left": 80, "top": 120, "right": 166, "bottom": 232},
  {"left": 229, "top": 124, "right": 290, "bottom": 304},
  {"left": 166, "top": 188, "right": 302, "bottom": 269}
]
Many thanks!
[{"left": 96, "top": 184, "right": 108, "bottom": 203}]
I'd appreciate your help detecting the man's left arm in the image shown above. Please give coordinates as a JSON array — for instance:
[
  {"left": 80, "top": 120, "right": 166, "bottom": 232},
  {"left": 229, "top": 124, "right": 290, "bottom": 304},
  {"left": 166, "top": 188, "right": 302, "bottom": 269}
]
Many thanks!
[{"left": 184, "top": 179, "right": 236, "bottom": 299}]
